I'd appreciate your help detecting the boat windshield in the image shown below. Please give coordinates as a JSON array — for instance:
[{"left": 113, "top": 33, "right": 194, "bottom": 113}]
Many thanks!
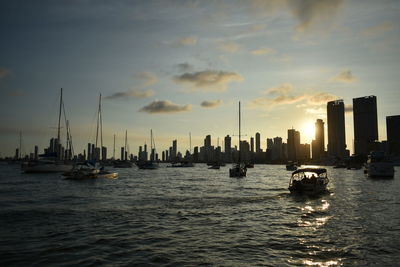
[{"left": 291, "top": 170, "right": 327, "bottom": 181}]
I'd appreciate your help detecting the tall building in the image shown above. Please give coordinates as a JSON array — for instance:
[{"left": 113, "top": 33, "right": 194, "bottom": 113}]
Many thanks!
[
  {"left": 204, "top": 135, "right": 211, "bottom": 148},
  {"left": 327, "top": 100, "right": 346, "bottom": 159},
  {"left": 287, "top": 129, "right": 300, "bottom": 161},
  {"left": 272, "top": 137, "right": 283, "bottom": 160},
  {"left": 224, "top": 135, "right": 232, "bottom": 162},
  {"left": 353, "top": 96, "right": 378, "bottom": 156},
  {"left": 255, "top": 132, "right": 261, "bottom": 152},
  {"left": 172, "top": 139, "right": 177, "bottom": 161},
  {"left": 250, "top": 137, "right": 254, "bottom": 153},
  {"left": 386, "top": 115, "right": 400, "bottom": 156},
  {"left": 312, "top": 119, "right": 325, "bottom": 160}
]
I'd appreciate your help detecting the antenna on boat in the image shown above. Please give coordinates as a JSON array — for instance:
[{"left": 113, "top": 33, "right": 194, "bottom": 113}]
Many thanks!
[{"left": 57, "top": 88, "right": 63, "bottom": 143}]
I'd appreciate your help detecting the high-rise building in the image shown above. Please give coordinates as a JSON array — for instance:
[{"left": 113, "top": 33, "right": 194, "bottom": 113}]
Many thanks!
[
  {"left": 312, "top": 119, "right": 325, "bottom": 160},
  {"left": 204, "top": 135, "right": 211, "bottom": 148},
  {"left": 386, "top": 115, "right": 400, "bottom": 156},
  {"left": 327, "top": 100, "right": 346, "bottom": 159},
  {"left": 272, "top": 137, "right": 283, "bottom": 160},
  {"left": 250, "top": 137, "right": 254, "bottom": 153},
  {"left": 353, "top": 96, "right": 378, "bottom": 156},
  {"left": 287, "top": 129, "right": 300, "bottom": 161},
  {"left": 224, "top": 135, "right": 232, "bottom": 162},
  {"left": 255, "top": 132, "right": 261, "bottom": 152},
  {"left": 267, "top": 138, "right": 274, "bottom": 150},
  {"left": 172, "top": 139, "right": 177, "bottom": 161}
]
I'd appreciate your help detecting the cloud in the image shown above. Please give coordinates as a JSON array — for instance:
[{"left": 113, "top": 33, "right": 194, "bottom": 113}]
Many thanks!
[
  {"left": 200, "top": 100, "right": 223, "bottom": 108},
  {"left": 176, "top": 63, "right": 194, "bottom": 72},
  {"left": 362, "top": 22, "right": 395, "bottom": 37},
  {"left": 177, "top": 36, "right": 198, "bottom": 46},
  {"left": 0, "top": 67, "right": 12, "bottom": 79},
  {"left": 332, "top": 70, "right": 357, "bottom": 83},
  {"left": 218, "top": 41, "right": 241, "bottom": 53},
  {"left": 251, "top": 47, "right": 276, "bottom": 55},
  {"left": 139, "top": 100, "right": 192, "bottom": 114},
  {"left": 105, "top": 88, "right": 154, "bottom": 100},
  {"left": 252, "top": 83, "right": 338, "bottom": 109},
  {"left": 250, "top": 0, "right": 343, "bottom": 32},
  {"left": 174, "top": 70, "right": 243, "bottom": 92},
  {"left": 134, "top": 72, "right": 157, "bottom": 87}
]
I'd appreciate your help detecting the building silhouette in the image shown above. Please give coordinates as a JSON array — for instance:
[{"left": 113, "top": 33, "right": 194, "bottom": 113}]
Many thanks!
[
  {"left": 287, "top": 129, "right": 300, "bottom": 161},
  {"left": 312, "top": 119, "right": 325, "bottom": 160},
  {"left": 327, "top": 100, "right": 347, "bottom": 159},
  {"left": 224, "top": 135, "right": 232, "bottom": 162},
  {"left": 386, "top": 115, "right": 400, "bottom": 156},
  {"left": 353, "top": 96, "right": 378, "bottom": 156},
  {"left": 255, "top": 132, "right": 261, "bottom": 153}
]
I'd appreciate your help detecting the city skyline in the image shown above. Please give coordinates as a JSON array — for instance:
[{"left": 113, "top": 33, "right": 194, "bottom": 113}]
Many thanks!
[{"left": 1, "top": 1, "right": 400, "bottom": 157}]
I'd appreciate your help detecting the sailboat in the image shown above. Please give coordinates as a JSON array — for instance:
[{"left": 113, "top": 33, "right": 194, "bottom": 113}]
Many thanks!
[
  {"left": 168, "top": 132, "right": 195, "bottom": 167},
  {"left": 22, "top": 88, "right": 74, "bottom": 173},
  {"left": 113, "top": 130, "right": 133, "bottom": 168},
  {"left": 137, "top": 129, "right": 159, "bottom": 169},
  {"left": 229, "top": 101, "right": 247, "bottom": 178},
  {"left": 65, "top": 94, "right": 118, "bottom": 179}
]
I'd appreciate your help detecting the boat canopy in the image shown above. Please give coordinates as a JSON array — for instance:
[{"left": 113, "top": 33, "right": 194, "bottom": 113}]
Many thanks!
[{"left": 292, "top": 168, "right": 327, "bottom": 175}]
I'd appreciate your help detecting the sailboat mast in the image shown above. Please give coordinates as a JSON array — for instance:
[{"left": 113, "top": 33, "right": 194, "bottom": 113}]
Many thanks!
[
  {"left": 57, "top": 88, "right": 63, "bottom": 143},
  {"left": 189, "top": 132, "right": 192, "bottom": 154},
  {"left": 95, "top": 94, "right": 100, "bottom": 149},
  {"left": 113, "top": 134, "right": 115, "bottom": 160},
  {"left": 19, "top": 131, "right": 22, "bottom": 159},
  {"left": 99, "top": 94, "right": 103, "bottom": 149},
  {"left": 125, "top": 130, "right": 127, "bottom": 159},
  {"left": 238, "top": 101, "right": 241, "bottom": 164}
]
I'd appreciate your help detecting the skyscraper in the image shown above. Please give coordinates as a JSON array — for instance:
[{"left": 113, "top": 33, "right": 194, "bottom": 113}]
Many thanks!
[
  {"left": 255, "top": 132, "right": 261, "bottom": 152},
  {"left": 250, "top": 137, "right": 254, "bottom": 153},
  {"left": 204, "top": 135, "right": 211, "bottom": 148},
  {"left": 353, "top": 96, "right": 378, "bottom": 156},
  {"left": 386, "top": 115, "right": 400, "bottom": 156},
  {"left": 327, "top": 100, "right": 346, "bottom": 159},
  {"left": 312, "top": 119, "right": 325, "bottom": 160},
  {"left": 224, "top": 135, "right": 232, "bottom": 162},
  {"left": 287, "top": 129, "right": 300, "bottom": 161}
]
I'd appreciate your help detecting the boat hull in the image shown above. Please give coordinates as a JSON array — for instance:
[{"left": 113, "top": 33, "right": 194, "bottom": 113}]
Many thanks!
[
  {"left": 367, "top": 162, "right": 394, "bottom": 178},
  {"left": 22, "top": 163, "right": 73, "bottom": 173}
]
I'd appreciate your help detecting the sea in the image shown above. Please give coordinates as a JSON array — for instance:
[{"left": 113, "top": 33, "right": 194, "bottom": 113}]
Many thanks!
[{"left": 0, "top": 163, "right": 399, "bottom": 266}]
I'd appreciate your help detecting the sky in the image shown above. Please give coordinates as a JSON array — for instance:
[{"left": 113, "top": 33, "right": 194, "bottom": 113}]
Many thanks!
[{"left": 0, "top": 0, "right": 399, "bottom": 157}]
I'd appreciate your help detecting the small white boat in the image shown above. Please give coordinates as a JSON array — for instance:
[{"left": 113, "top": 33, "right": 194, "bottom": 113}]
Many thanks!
[
  {"left": 366, "top": 151, "right": 394, "bottom": 178},
  {"left": 289, "top": 168, "right": 329, "bottom": 195}
]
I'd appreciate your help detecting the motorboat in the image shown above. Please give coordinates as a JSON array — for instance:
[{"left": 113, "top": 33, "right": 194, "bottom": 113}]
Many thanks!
[
  {"left": 288, "top": 168, "right": 329, "bottom": 194},
  {"left": 285, "top": 161, "right": 297, "bottom": 171},
  {"left": 365, "top": 151, "right": 394, "bottom": 178},
  {"left": 63, "top": 162, "right": 100, "bottom": 179},
  {"left": 229, "top": 163, "right": 246, "bottom": 177}
]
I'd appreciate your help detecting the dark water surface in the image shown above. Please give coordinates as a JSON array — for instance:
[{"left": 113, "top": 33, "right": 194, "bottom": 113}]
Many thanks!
[{"left": 1, "top": 163, "right": 399, "bottom": 266}]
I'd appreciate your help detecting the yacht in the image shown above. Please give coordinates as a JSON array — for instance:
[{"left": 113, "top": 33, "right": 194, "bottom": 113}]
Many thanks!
[{"left": 365, "top": 151, "right": 394, "bottom": 178}]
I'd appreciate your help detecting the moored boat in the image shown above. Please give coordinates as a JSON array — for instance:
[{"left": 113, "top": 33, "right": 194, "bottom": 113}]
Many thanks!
[{"left": 365, "top": 151, "right": 394, "bottom": 178}]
